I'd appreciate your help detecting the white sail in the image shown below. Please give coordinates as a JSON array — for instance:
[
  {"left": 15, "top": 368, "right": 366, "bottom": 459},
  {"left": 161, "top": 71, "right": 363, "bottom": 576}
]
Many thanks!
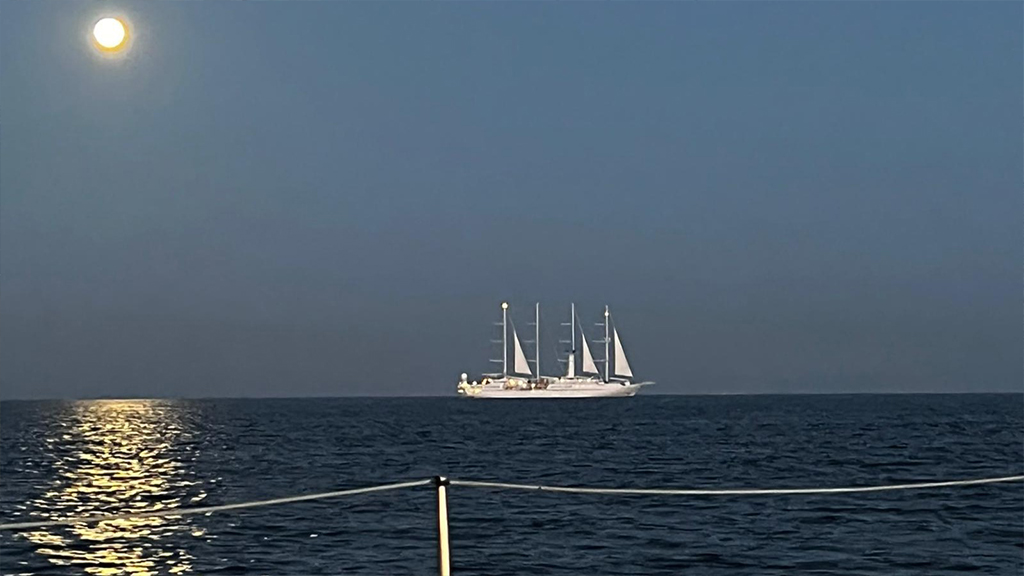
[
  {"left": 580, "top": 331, "right": 598, "bottom": 374},
  {"left": 512, "top": 326, "right": 532, "bottom": 376},
  {"left": 613, "top": 328, "right": 633, "bottom": 379}
]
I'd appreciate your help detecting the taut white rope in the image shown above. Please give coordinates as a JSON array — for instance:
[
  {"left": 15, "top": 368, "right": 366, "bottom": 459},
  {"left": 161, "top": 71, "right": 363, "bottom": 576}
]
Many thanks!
[
  {"left": 450, "top": 474, "right": 1024, "bottom": 496},
  {"left": 0, "top": 478, "right": 431, "bottom": 531}
]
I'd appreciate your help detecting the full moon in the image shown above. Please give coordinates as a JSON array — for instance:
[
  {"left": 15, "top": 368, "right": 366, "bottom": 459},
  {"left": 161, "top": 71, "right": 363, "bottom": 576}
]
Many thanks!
[{"left": 93, "top": 17, "right": 127, "bottom": 51}]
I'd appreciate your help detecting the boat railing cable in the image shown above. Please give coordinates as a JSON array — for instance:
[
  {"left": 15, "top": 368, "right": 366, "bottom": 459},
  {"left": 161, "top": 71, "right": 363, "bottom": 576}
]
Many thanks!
[
  {"left": 0, "top": 478, "right": 431, "bottom": 531},
  {"left": 1, "top": 473, "right": 1021, "bottom": 576},
  {"left": 0, "top": 474, "right": 1020, "bottom": 532},
  {"left": 449, "top": 474, "right": 1024, "bottom": 496}
]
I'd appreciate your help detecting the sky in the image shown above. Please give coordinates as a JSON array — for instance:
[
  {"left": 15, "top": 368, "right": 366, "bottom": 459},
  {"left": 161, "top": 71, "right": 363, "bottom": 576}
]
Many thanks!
[{"left": 1, "top": 1, "right": 1020, "bottom": 399}]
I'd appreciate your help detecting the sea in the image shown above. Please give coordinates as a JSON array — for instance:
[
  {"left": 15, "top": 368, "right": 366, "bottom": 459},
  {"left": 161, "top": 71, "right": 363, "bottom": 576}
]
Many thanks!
[{"left": 1, "top": 394, "right": 1021, "bottom": 575}]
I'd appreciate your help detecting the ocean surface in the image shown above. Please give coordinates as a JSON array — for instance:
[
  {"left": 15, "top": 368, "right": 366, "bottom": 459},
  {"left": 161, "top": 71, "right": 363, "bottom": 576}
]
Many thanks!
[{"left": 1, "top": 394, "right": 1021, "bottom": 575}]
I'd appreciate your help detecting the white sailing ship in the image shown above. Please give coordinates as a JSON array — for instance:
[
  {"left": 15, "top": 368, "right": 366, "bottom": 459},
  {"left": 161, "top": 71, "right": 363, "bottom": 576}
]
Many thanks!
[{"left": 457, "top": 302, "right": 653, "bottom": 399}]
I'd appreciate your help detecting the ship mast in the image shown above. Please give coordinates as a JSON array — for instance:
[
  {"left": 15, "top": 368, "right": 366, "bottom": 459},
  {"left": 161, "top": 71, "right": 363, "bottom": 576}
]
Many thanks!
[
  {"left": 569, "top": 302, "right": 576, "bottom": 378},
  {"left": 502, "top": 302, "right": 508, "bottom": 377},
  {"left": 604, "top": 305, "right": 610, "bottom": 382},
  {"left": 559, "top": 302, "right": 576, "bottom": 378},
  {"left": 526, "top": 302, "right": 541, "bottom": 380},
  {"left": 535, "top": 302, "right": 540, "bottom": 380},
  {"left": 571, "top": 302, "right": 576, "bottom": 355}
]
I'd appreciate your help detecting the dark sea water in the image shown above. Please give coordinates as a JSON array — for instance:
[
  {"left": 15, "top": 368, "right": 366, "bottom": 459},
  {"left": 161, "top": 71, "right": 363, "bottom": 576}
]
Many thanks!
[{"left": 1, "top": 394, "right": 1021, "bottom": 575}]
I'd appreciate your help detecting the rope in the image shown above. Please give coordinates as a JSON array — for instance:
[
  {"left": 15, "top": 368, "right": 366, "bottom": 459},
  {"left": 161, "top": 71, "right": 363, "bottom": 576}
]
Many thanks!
[
  {"left": 450, "top": 474, "right": 1024, "bottom": 496},
  {"left": 0, "top": 478, "right": 431, "bottom": 531}
]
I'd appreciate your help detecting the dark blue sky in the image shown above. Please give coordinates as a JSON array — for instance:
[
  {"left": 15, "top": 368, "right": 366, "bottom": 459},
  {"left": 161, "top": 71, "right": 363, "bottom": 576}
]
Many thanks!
[{"left": 1, "top": 2, "right": 1020, "bottom": 398}]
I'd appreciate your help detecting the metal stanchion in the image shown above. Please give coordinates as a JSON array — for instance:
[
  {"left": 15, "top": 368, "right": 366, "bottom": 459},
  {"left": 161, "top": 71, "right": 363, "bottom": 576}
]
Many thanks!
[{"left": 433, "top": 476, "right": 451, "bottom": 576}]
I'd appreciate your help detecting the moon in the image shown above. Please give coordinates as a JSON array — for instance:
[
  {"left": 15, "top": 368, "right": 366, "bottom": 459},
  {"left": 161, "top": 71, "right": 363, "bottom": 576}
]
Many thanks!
[{"left": 93, "top": 17, "right": 128, "bottom": 52}]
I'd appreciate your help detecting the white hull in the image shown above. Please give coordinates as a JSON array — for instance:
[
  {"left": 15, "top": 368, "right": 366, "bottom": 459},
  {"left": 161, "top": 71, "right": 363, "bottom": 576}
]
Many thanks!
[
  {"left": 458, "top": 378, "right": 650, "bottom": 399},
  {"left": 466, "top": 385, "right": 642, "bottom": 399}
]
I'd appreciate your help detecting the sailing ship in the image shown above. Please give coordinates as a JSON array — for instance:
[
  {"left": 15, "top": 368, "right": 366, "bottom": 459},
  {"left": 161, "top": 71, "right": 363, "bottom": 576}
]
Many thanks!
[{"left": 457, "top": 302, "right": 653, "bottom": 398}]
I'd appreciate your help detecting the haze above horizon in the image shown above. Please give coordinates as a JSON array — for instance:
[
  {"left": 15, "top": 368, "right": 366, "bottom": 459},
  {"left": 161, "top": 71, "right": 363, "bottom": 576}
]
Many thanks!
[{"left": 1, "top": 2, "right": 1020, "bottom": 399}]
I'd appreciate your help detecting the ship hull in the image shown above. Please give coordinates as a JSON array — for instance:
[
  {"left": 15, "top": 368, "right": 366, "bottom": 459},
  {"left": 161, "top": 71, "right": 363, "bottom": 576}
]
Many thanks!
[{"left": 458, "top": 382, "right": 649, "bottom": 399}]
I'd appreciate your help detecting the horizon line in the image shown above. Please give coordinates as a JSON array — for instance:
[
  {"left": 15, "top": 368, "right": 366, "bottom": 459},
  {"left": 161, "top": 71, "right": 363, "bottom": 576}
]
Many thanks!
[{"left": 1, "top": 390, "right": 1020, "bottom": 402}]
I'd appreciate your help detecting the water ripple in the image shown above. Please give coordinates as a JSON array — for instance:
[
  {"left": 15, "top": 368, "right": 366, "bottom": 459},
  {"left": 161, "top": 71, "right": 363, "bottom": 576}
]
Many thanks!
[{"left": 1, "top": 394, "right": 1021, "bottom": 575}]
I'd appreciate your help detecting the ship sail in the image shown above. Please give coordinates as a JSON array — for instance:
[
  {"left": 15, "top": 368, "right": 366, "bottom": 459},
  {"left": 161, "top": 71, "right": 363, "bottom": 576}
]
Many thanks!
[
  {"left": 613, "top": 327, "right": 633, "bottom": 379},
  {"left": 580, "top": 329, "right": 598, "bottom": 374},
  {"left": 511, "top": 325, "right": 532, "bottom": 376}
]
